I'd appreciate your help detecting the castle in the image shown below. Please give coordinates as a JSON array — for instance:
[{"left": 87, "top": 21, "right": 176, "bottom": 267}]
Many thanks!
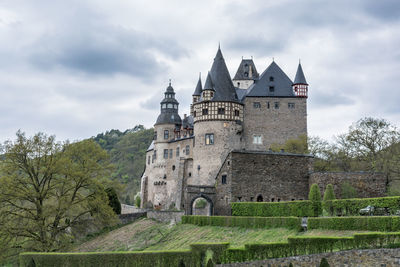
[{"left": 140, "top": 47, "right": 386, "bottom": 215}]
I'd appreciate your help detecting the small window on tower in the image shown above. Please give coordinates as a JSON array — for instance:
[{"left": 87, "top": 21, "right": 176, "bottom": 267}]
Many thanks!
[
  {"left": 218, "top": 108, "right": 225, "bottom": 115},
  {"left": 237, "top": 82, "right": 240, "bottom": 87},
  {"left": 202, "top": 109, "right": 208, "bottom": 115},
  {"left": 167, "top": 103, "right": 173, "bottom": 108},
  {"left": 269, "top": 86, "right": 275, "bottom": 93},
  {"left": 253, "top": 102, "right": 261, "bottom": 108},
  {"left": 288, "top": 103, "right": 295, "bottom": 109},
  {"left": 244, "top": 72, "right": 248, "bottom": 77},
  {"left": 154, "top": 131, "right": 157, "bottom": 140},
  {"left": 163, "top": 149, "right": 168, "bottom": 159},
  {"left": 253, "top": 135, "right": 262, "bottom": 144},
  {"left": 164, "top": 130, "right": 169, "bottom": 139},
  {"left": 205, "top": 133, "right": 214, "bottom": 145},
  {"left": 176, "top": 147, "right": 180, "bottom": 157},
  {"left": 185, "top": 145, "right": 190, "bottom": 155},
  {"left": 267, "top": 102, "right": 270, "bottom": 109},
  {"left": 269, "top": 76, "right": 274, "bottom": 82},
  {"left": 274, "top": 102, "right": 280, "bottom": 109},
  {"left": 210, "top": 92, "right": 214, "bottom": 97},
  {"left": 194, "top": 111, "right": 196, "bottom": 117},
  {"left": 221, "top": 175, "right": 227, "bottom": 184},
  {"left": 169, "top": 149, "right": 173, "bottom": 158},
  {"left": 234, "top": 110, "right": 240, "bottom": 116}
]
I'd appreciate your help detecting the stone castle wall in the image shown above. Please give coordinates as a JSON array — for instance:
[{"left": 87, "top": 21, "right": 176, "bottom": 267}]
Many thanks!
[
  {"left": 218, "top": 248, "right": 400, "bottom": 267},
  {"left": 243, "top": 97, "right": 307, "bottom": 151},
  {"left": 309, "top": 172, "right": 387, "bottom": 198}
]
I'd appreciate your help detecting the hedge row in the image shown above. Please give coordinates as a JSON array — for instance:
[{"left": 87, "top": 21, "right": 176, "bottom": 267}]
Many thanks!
[
  {"left": 325, "top": 196, "right": 400, "bottom": 216},
  {"left": 221, "top": 232, "right": 400, "bottom": 263},
  {"left": 308, "top": 216, "right": 400, "bottom": 231},
  {"left": 182, "top": 215, "right": 302, "bottom": 230},
  {"left": 19, "top": 250, "right": 197, "bottom": 267},
  {"left": 231, "top": 201, "right": 313, "bottom": 217},
  {"left": 231, "top": 196, "right": 400, "bottom": 217},
  {"left": 20, "top": 233, "right": 400, "bottom": 266}
]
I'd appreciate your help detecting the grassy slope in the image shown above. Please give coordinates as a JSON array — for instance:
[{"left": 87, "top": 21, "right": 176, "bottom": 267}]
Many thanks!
[{"left": 72, "top": 218, "right": 367, "bottom": 253}]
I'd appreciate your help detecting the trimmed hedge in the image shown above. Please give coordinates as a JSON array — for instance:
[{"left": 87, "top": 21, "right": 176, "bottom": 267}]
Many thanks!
[
  {"left": 182, "top": 215, "right": 302, "bottom": 230},
  {"left": 19, "top": 250, "right": 197, "bottom": 267},
  {"left": 221, "top": 232, "right": 400, "bottom": 263},
  {"left": 231, "top": 201, "right": 314, "bottom": 217},
  {"left": 325, "top": 196, "right": 400, "bottom": 216},
  {"left": 308, "top": 216, "right": 400, "bottom": 231}
]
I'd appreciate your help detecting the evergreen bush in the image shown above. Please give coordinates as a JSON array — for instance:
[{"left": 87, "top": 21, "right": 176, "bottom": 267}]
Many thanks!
[
  {"left": 319, "top": 257, "right": 330, "bottom": 267},
  {"left": 105, "top": 187, "right": 121, "bottom": 215},
  {"left": 231, "top": 201, "right": 313, "bottom": 217},
  {"left": 135, "top": 195, "right": 141, "bottom": 208},
  {"left": 309, "top": 184, "right": 322, "bottom": 217},
  {"left": 323, "top": 184, "right": 336, "bottom": 216}
]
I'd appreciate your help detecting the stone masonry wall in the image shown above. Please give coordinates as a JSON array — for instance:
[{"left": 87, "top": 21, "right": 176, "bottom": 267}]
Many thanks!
[
  {"left": 243, "top": 97, "right": 307, "bottom": 151},
  {"left": 218, "top": 248, "right": 400, "bottom": 267},
  {"left": 309, "top": 172, "right": 387, "bottom": 198},
  {"left": 146, "top": 210, "right": 185, "bottom": 223},
  {"left": 215, "top": 153, "right": 233, "bottom": 216}
]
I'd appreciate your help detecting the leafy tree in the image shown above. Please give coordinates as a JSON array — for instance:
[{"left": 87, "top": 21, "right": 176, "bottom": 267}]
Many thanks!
[
  {"left": 308, "top": 183, "right": 322, "bottom": 217},
  {"left": 341, "top": 182, "right": 358, "bottom": 199},
  {"left": 270, "top": 135, "right": 308, "bottom": 154},
  {"left": 323, "top": 184, "right": 336, "bottom": 215},
  {"left": 0, "top": 131, "right": 117, "bottom": 253},
  {"left": 106, "top": 188, "right": 121, "bottom": 215}
]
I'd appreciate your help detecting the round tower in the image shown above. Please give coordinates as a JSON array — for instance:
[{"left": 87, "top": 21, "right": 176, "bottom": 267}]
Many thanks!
[
  {"left": 190, "top": 47, "right": 244, "bottom": 186},
  {"left": 293, "top": 62, "right": 308, "bottom": 98}
]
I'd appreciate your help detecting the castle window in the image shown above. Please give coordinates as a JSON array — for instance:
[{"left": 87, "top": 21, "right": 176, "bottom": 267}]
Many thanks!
[
  {"left": 288, "top": 103, "right": 295, "bottom": 109},
  {"left": 163, "top": 174, "right": 167, "bottom": 179},
  {"left": 174, "top": 104, "right": 178, "bottom": 109},
  {"left": 194, "top": 111, "right": 196, "bottom": 117},
  {"left": 244, "top": 72, "right": 248, "bottom": 77},
  {"left": 185, "top": 145, "right": 190, "bottom": 155},
  {"left": 176, "top": 147, "right": 180, "bottom": 157},
  {"left": 237, "top": 82, "right": 240, "bottom": 87},
  {"left": 202, "top": 108, "right": 208, "bottom": 115},
  {"left": 205, "top": 133, "right": 214, "bottom": 145},
  {"left": 172, "top": 165, "right": 175, "bottom": 171},
  {"left": 163, "top": 149, "right": 168, "bottom": 159},
  {"left": 152, "top": 150, "right": 157, "bottom": 162},
  {"left": 271, "top": 198, "right": 275, "bottom": 202},
  {"left": 253, "top": 135, "right": 262, "bottom": 145},
  {"left": 269, "top": 76, "right": 274, "bottom": 82},
  {"left": 169, "top": 149, "right": 173, "bottom": 158},
  {"left": 269, "top": 86, "right": 275, "bottom": 92},
  {"left": 253, "top": 102, "right": 261, "bottom": 108},
  {"left": 274, "top": 102, "right": 279, "bottom": 109},
  {"left": 148, "top": 156, "right": 150, "bottom": 165},
  {"left": 162, "top": 104, "right": 166, "bottom": 109},
  {"left": 267, "top": 102, "right": 270, "bottom": 109},
  {"left": 167, "top": 103, "right": 173, "bottom": 108},
  {"left": 154, "top": 131, "right": 157, "bottom": 140},
  {"left": 257, "top": 195, "right": 263, "bottom": 202},
  {"left": 188, "top": 172, "right": 192, "bottom": 177},
  {"left": 221, "top": 175, "right": 227, "bottom": 184},
  {"left": 210, "top": 92, "right": 214, "bottom": 97},
  {"left": 164, "top": 130, "right": 169, "bottom": 139},
  {"left": 234, "top": 110, "right": 239, "bottom": 116},
  {"left": 218, "top": 108, "right": 225, "bottom": 115}
]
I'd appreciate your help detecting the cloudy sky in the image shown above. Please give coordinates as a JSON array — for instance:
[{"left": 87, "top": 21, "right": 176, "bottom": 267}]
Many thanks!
[{"left": 0, "top": 0, "right": 399, "bottom": 142}]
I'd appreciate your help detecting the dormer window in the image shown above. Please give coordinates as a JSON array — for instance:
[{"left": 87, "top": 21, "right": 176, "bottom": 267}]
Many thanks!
[
  {"left": 269, "top": 86, "right": 275, "bottom": 92},
  {"left": 269, "top": 76, "right": 274, "bottom": 82},
  {"left": 244, "top": 72, "right": 248, "bottom": 77},
  {"left": 210, "top": 92, "right": 214, "bottom": 97},
  {"left": 167, "top": 103, "right": 173, "bottom": 108}
]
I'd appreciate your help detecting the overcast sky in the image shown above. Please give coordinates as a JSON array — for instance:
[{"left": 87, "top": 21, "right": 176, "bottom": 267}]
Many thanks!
[{"left": 0, "top": 0, "right": 399, "bottom": 142}]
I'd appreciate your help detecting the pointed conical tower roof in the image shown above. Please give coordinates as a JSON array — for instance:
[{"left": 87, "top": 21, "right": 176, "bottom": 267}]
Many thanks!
[
  {"left": 233, "top": 58, "right": 259, "bottom": 80},
  {"left": 209, "top": 47, "right": 238, "bottom": 102},
  {"left": 203, "top": 72, "right": 215, "bottom": 91},
  {"left": 192, "top": 74, "right": 203, "bottom": 96},
  {"left": 293, "top": 62, "right": 308, "bottom": 85}
]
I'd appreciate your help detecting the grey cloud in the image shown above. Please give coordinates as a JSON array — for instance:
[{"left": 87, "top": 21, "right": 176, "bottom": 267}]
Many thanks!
[
  {"left": 310, "top": 90, "right": 354, "bottom": 108},
  {"left": 363, "top": 0, "right": 400, "bottom": 21}
]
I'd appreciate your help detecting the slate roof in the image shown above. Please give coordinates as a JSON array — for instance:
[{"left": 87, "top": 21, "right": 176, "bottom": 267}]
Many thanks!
[
  {"left": 293, "top": 63, "right": 308, "bottom": 85},
  {"left": 182, "top": 115, "right": 194, "bottom": 129},
  {"left": 192, "top": 75, "right": 203, "bottom": 96},
  {"left": 208, "top": 48, "right": 239, "bottom": 102},
  {"left": 146, "top": 140, "right": 154, "bottom": 152},
  {"left": 233, "top": 59, "right": 259, "bottom": 80},
  {"left": 203, "top": 72, "right": 215, "bottom": 91},
  {"left": 246, "top": 61, "right": 295, "bottom": 97},
  {"left": 155, "top": 83, "right": 182, "bottom": 126},
  {"left": 235, "top": 88, "right": 248, "bottom": 101}
]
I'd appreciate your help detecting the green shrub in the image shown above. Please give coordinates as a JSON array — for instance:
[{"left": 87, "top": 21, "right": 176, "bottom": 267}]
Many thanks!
[
  {"left": 341, "top": 182, "right": 358, "bottom": 199},
  {"left": 231, "top": 201, "right": 313, "bottom": 217},
  {"left": 309, "top": 184, "right": 322, "bottom": 217},
  {"left": 323, "top": 184, "right": 336, "bottom": 216},
  {"left": 105, "top": 188, "right": 121, "bottom": 215},
  {"left": 319, "top": 257, "right": 330, "bottom": 267},
  {"left": 182, "top": 215, "right": 302, "bottom": 230},
  {"left": 135, "top": 195, "right": 141, "bottom": 208},
  {"left": 308, "top": 216, "right": 400, "bottom": 231}
]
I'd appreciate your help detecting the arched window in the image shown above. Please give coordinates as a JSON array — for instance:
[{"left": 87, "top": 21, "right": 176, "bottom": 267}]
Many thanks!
[
  {"left": 185, "top": 145, "right": 190, "bottom": 155},
  {"left": 257, "top": 195, "right": 263, "bottom": 202}
]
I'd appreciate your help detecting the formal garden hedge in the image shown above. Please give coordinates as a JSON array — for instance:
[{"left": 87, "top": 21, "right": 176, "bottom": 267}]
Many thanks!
[
  {"left": 182, "top": 215, "right": 302, "bottom": 230},
  {"left": 20, "top": 233, "right": 400, "bottom": 266},
  {"left": 231, "top": 201, "right": 314, "bottom": 217},
  {"left": 231, "top": 196, "right": 400, "bottom": 217},
  {"left": 308, "top": 216, "right": 400, "bottom": 231}
]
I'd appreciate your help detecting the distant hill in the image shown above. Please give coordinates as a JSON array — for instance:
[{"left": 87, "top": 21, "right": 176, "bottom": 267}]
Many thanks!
[{"left": 92, "top": 125, "right": 153, "bottom": 204}]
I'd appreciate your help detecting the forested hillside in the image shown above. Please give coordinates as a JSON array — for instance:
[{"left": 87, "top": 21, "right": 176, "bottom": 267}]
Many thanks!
[{"left": 92, "top": 125, "right": 154, "bottom": 204}]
